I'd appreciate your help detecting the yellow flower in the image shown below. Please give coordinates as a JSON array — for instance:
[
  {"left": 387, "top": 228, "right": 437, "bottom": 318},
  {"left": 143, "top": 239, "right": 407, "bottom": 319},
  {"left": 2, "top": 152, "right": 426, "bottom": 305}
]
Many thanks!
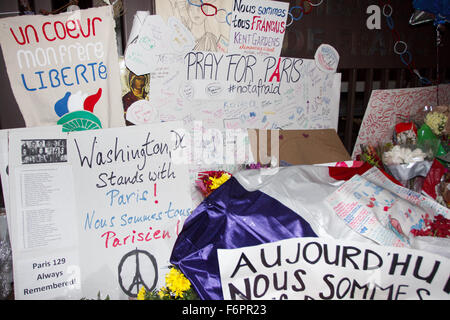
[
  {"left": 208, "top": 173, "right": 231, "bottom": 191},
  {"left": 157, "top": 287, "right": 169, "bottom": 299},
  {"left": 137, "top": 286, "right": 146, "bottom": 300},
  {"left": 165, "top": 268, "right": 191, "bottom": 298}
]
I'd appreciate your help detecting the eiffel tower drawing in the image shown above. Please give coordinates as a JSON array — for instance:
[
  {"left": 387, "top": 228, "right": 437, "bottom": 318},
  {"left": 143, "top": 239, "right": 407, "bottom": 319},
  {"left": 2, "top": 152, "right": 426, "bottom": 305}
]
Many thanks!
[{"left": 118, "top": 248, "right": 158, "bottom": 298}]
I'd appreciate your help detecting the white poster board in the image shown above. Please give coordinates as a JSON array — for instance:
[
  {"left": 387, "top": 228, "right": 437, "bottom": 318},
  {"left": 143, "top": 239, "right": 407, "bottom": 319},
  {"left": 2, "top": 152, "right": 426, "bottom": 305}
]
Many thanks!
[
  {"left": 218, "top": 237, "right": 450, "bottom": 300},
  {"left": 149, "top": 50, "right": 342, "bottom": 132},
  {"left": 124, "top": 11, "right": 341, "bottom": 133},
  {"left": 0, "top": 6, "right": 125, "bottom": 129},
  {"left": 4, "top": 122, "right": 193, "bottom": 299}
]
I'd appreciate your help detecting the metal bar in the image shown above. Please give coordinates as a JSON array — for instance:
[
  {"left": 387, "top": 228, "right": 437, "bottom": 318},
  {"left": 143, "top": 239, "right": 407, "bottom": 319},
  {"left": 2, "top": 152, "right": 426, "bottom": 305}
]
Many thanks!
[
  {"left": 380, "top": 68, "right": 390, "bottom": 89},
  {"left": 344, "top": 68, "right": 357, "bottom": 153},
  {"left": 363, "top": 68, "right": 374, "bottom": 112}
]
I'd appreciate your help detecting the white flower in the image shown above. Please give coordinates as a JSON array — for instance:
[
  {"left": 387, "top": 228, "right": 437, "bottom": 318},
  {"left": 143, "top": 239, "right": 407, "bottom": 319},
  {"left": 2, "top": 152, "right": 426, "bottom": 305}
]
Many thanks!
[
  {"left": 383, "top": 146, "right": 426, "bottom": 165},
  {"left": 425, "top": 112, "right": 448, "bottom": 136}
]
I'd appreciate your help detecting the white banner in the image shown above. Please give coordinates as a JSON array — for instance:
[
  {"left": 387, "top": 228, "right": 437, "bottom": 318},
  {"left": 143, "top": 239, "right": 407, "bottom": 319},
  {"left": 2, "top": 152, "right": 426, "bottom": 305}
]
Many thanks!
[
  {"left": 0, "top": 6, "right": 125, "bottom": 128},
  {"left": 218, "top": 237, "right": 450, "bottom": 300}
]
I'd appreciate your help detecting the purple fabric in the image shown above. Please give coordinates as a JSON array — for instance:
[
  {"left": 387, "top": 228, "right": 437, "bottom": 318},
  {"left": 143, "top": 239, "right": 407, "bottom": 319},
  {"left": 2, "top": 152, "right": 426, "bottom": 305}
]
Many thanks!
[{"left": 170, "top": 177, "right": 317, "bottom": 300}]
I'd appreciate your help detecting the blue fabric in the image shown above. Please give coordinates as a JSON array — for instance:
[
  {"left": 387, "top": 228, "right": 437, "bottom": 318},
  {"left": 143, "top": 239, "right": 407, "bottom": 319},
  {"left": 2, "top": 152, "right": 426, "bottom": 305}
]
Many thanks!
[
  {"left": 170, "top": 177, "right": 317, "bottom": 300},
  {"left": 413, "top": 0, "right": 450, "bottom": 22}
]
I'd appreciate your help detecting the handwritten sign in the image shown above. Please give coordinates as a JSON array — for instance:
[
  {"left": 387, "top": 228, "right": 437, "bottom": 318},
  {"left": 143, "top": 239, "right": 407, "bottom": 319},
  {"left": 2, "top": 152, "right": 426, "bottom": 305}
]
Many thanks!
[
  {"left": 362, "top": 166, "right": 450, "bottom": 218},
  {"left": 126, "top": 100, "right": 160, "bottom": 125},
  {"left": 218, "top": 237, "right": 450, "bottom": 300},
  {"left": 5, "top": 122, "right": 193, "bottom": 299},
  {"left": 314, "top": 44, "right": 340, "bottom": 74},
  {"left": 125, "top": 14, "right": 195, "bottom": 77},
  {"left": 0, "top": 6, "right": 124, "bottom": 128},
  {"left": 228, "top": 0, "right": 289, "bottom": 57},
  {"left": 125, "top": 15, "right": 171, "bottom": 75},
  {"left": 326, "top": 174, "right": 427, "bottom": 248},
  {"left": 71, "top": 122, "right": 192, "bottom": 299},
  {"left": 149, "top": 50, "right": 341, "bottom": 132},
  {"left": 154, "top": 0, "right": 232, "bottom": 53}
]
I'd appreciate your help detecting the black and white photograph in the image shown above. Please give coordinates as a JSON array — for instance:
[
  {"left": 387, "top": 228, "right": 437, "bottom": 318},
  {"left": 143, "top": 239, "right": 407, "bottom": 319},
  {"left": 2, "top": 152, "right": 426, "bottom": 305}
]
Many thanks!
[{"left": 21, "top": 139, "right": 67, "bottom": 164}]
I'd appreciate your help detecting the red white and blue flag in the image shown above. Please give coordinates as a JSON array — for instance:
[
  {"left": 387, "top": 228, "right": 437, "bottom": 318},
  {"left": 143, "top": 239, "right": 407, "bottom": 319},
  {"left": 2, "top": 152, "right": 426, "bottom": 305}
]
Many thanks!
[{"left": 170, "top": 163, "right": 450, "bottom": 300}]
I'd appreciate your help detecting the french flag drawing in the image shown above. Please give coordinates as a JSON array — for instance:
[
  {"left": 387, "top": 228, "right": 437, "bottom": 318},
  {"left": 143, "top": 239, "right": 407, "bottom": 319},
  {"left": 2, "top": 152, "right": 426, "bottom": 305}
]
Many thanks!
[{"left": 54, "top": 88, "right": 103, "bottom": 132}]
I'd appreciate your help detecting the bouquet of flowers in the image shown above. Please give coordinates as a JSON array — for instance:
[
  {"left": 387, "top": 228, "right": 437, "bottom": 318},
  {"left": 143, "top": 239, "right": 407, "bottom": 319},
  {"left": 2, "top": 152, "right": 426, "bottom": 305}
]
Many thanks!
[
  {"left": 382, "top": 145, "right": 430, "bottom": 166},
  {"left": 416, "top": 107, "right": 449, "bottom": 160},
  {"left": 196, "top": 170, "right": 232, "bottom": 198},
  {"left": 394, "top": 122, "right": 418, "bottom": 145},
  {"left": 138, "top": 266, "right": 198, "bottom": 300},
  {"left": 359, "top": 144, "right": 384, "bottom": 169},
  {"left": 411, "top": 213, "right": 450, "bottom": 238},
  {"left": 382, "top": 144, "right": 434, "bottom": 191},
  {"left": 424, "top": 111, "right": 448, "bottom": 136},
  {"left": 413, "top": 105, "right": 433, "bottom": 127}
]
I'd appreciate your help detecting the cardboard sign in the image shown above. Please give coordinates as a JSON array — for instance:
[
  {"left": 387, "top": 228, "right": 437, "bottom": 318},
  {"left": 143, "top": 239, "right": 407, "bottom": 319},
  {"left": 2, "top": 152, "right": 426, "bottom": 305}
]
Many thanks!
[
  {"left": 4, "top": 122, "right": 193, "bottom": 299},
  {"left": 218, "top": 237, "right": 450, "bottom": 300},
  {"left": 0, "top": 6, "right": 125, "bottom": 128},
  {"left": 228, "top": 0, "right": 289, "bottom": 57},
  {"left": 248, "top": 128, "right": 351, "bottom": 166}
]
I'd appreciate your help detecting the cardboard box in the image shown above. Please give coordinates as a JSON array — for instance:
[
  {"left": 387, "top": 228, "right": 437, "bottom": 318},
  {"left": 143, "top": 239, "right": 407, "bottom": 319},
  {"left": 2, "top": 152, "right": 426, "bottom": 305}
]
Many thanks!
[{"left": 248, "top": 129, "right": 351, "bottom": 166}]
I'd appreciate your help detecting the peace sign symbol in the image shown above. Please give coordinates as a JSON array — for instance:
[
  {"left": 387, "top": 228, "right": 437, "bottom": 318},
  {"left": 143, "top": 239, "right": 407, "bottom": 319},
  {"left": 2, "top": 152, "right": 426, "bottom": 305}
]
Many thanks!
[{"left": 118, "top": 248, "right": 158, "bottom": 298}]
